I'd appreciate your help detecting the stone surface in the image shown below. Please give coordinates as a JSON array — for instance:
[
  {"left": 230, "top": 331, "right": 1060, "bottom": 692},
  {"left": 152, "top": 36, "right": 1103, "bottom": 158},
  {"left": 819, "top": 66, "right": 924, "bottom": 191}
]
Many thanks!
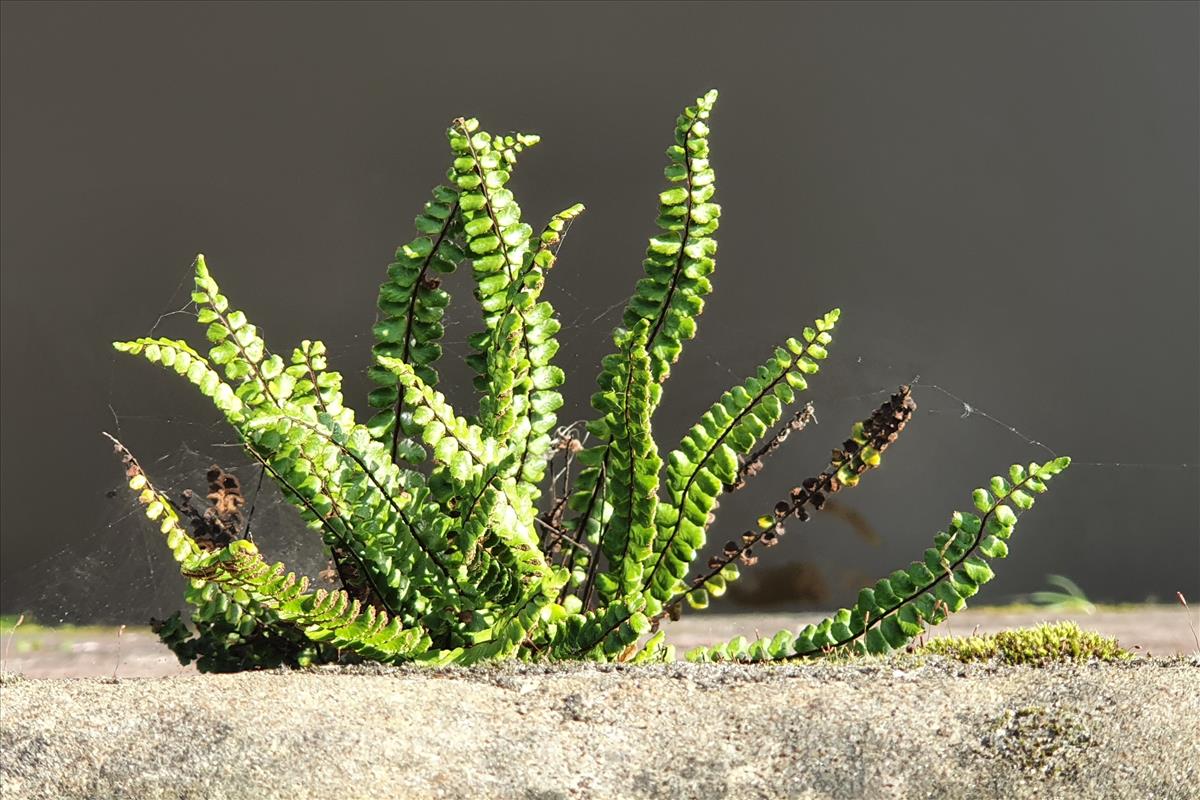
[{"left": 2, "top": 659, "right": 1197, "bottom": 799}]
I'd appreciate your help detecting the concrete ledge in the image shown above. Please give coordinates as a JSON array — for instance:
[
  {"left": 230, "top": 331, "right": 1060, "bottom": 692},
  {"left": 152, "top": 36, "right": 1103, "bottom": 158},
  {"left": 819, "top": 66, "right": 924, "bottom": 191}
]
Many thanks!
[{"left": 2, "top": 660, "right": 1197, "bottom": 799}]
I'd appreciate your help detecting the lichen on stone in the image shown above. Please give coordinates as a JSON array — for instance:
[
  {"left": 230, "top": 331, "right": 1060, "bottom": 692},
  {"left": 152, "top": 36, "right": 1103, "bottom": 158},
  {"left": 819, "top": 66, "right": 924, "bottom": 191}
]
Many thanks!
[{"left": 981, "top": 705, "right": 1093, "bottom": 778}]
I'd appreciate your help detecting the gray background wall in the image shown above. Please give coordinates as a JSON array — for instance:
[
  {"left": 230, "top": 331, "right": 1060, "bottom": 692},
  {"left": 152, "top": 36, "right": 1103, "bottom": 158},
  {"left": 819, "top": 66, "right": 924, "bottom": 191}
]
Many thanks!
[{"left": 2, "top": 1, "right": 1197, "bottom": 623}]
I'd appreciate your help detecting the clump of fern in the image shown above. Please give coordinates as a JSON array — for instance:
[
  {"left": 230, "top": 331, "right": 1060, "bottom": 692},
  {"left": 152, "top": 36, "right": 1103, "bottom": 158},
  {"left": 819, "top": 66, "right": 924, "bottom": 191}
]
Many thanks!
[{"left": 109, "top": 90, "right": 1070, "bottom": 670}]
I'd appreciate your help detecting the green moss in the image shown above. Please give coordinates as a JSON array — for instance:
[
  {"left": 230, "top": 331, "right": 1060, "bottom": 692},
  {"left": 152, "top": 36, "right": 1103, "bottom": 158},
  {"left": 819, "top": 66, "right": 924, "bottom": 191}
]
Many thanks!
[{"left": 917, "top": 622, "right": 1132, "bottom": 665}]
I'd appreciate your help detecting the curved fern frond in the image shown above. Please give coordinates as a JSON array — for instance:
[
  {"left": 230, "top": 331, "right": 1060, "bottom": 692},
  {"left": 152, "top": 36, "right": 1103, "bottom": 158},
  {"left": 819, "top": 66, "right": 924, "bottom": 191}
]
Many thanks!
[
  {"left": 686, "top": 457, "right": 1072, "bottom": 662},
  {"left": 119, "top": 260, "right": 466, "bottom": 621},
  {"left": 110, "top": 337, "right": 379, "bottom": 607},
  {"left": 112, "top": 338, "right": 245, "bottom": 422},
  {"left": 562, "top": 91, "right": 721, "bottom": 583},
  {"left": 379, "top": 355, "right": 554, "bottom": 600},
  {"left": 378, "top": 355, "right": 498, "bottom": 484},
  {"left": 507, "top": 203, "right": 584, "bottom": 495},
  {"left": 449, "top": 119, "right": 541, "bottom": 439},
  {"left": 182, "top": 541, "right": 431, "bottom": 662},
  {"left": 372, "top": 129, "right": 541, "bottom": 453},
  {"left": 618, "top": 88, "right": 720, "bottom": 387},
  {"left": 368, "top": 184, "right": 464, "bottom": 463},
  {"left": 288, "top": 340, "right": 350, "bottom": 424},
  {"left": 190, "top": 255, "right": 285, "bottom": 412},
  {"left": 186, "top": 258, "right": 356, "bottom": 438},
  {"left": 561, "top": 90, "right": 720, "bottom": 604},
  {"left": 642, "top": 309, "right": 840, "bottom": 609},
  {"left": 680, "top": 386, "right": 915, "bottom": 613},
  {"left": 546, "top": 596, "right": 651, "bottom": 661},
  {"left": 442, "top": 571, "right": 566, "bottom": 665},
  {"left": 586, "top": 324, "right": 661, "bottom": 606}
]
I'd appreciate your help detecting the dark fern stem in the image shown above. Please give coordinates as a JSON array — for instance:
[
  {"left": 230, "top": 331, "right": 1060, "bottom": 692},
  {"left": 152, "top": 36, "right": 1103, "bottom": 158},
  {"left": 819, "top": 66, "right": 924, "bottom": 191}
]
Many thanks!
[
  {"left": 673, "top": 387, "right": 916, "bottom": 618},
  {"left": 725, "top": 402, "right": 817, "bottom": 493}
]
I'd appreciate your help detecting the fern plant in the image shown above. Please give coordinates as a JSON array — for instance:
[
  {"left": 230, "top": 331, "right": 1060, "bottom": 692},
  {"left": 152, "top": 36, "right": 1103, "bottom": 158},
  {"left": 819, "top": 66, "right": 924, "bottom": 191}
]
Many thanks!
[{"left": 110, "top": 90, "right": 1070, "bottom": 670}]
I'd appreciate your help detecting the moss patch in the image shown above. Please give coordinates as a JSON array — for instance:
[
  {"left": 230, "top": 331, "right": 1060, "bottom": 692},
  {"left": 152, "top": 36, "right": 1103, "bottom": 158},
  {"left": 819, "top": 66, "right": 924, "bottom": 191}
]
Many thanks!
[{"left": 916, "top": 622, "right": 1132, "bottom": 665}]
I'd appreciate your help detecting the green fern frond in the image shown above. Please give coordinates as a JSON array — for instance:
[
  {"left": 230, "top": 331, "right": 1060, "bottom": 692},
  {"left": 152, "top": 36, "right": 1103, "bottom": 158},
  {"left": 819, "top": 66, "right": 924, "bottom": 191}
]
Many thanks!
[
  {"left": 642, "top": 309, "right": 840, "bottom": 610},
  {"left": 121, "top": 261, "right": 468, "bottom": 622},
  {"left": 191, "top": 255, "right": 285, "bottom": 411},
  {"left": 367, "top": 183, "right": 464, "bottom": 463},
  {"left": 547, "top": 596, "right": 651, "bottom": 662},
  {"left": 112, "top": 337, "right": 245, "bottom": 421},
  {"left": 182, "top": 540, "right": 432, "bottom": 662},
  {"left": 620, "top": 88, "right": 720, "bottom": 386},
  {"left": 559, "top": 92, "right": 723, "bottom": 595},
  {"left": 507, "top": 203, "right": 584, "bottom": 495},
  {"left": 449, "top": 120, "right": 540, "bottom": 435},
  {"left": 686, "top": 457, "right": 1072, "bottom": 662},
  {"left": 379, "top": 356, "right": 499, "bottom": 482},
  {"left": 587, "top": 323, "right": 662, "bottom": 606}
]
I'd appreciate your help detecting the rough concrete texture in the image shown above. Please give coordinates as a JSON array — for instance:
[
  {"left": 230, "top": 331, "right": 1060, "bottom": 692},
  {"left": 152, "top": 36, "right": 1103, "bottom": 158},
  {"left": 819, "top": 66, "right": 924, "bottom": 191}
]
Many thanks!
[{"left": 2, "top": 659, "right": 1197, "bottom": 799}]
